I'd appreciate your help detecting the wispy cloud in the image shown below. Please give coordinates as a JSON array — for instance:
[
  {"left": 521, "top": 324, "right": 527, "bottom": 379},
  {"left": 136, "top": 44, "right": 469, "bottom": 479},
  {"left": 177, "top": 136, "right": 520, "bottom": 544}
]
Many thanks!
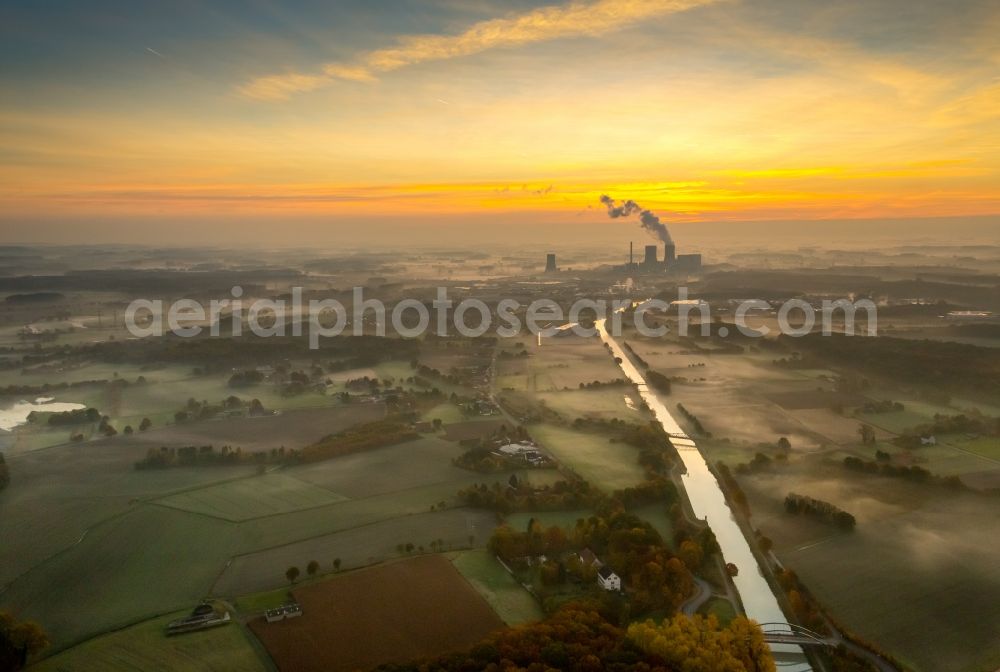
[{"left": 239, "top": 0, "right": 718, "bottom": 100}]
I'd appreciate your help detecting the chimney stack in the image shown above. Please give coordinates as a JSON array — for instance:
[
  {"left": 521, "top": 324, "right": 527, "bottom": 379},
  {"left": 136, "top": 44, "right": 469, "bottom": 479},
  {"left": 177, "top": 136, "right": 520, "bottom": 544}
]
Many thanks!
[
  {"left": 664, "top": 242, "right": 676, "bottom": 267},
  {"left": 544, "top": 253, "right": 557, "bottom": 273}
]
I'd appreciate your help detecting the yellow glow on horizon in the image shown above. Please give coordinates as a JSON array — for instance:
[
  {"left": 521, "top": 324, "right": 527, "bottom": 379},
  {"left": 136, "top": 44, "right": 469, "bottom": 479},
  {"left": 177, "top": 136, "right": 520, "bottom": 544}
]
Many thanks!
[{"left": 2, "top": 0, "right": 998, "bottom": 228}]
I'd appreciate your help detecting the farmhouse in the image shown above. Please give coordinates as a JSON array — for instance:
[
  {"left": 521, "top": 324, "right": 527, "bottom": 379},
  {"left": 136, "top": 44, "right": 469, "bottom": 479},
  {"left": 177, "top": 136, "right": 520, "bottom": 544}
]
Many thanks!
[
  {"left": 265, "top": 602, "right": 303, "bottom": 623},
  {"left": 597, "top": 566, "right": 621, "bottom": 592},
  {"left": 495, "top": 441, "right": 547, "bottom": 465},
  {"left": 578, "top": 548, "right": 603, "bottom": 569}
]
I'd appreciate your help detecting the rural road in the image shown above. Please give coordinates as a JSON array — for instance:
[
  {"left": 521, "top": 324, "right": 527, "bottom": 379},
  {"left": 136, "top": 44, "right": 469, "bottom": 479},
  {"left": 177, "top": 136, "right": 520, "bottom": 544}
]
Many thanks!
[{"left": 681, "top": 576, "right": 713, "bottom": 616}]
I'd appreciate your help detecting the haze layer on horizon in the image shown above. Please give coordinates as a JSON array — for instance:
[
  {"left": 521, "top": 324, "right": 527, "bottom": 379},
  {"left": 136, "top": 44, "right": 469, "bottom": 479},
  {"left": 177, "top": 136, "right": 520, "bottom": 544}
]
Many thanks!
[{"left": 1, "top": 0, "right": 998, "bottom": 244}]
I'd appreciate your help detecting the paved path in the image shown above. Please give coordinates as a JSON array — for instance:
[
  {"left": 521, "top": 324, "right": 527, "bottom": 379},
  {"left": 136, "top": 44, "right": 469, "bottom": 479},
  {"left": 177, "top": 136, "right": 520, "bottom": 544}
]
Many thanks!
[{"left": 681, "top": 576, "right": 714, "bottom": 616}]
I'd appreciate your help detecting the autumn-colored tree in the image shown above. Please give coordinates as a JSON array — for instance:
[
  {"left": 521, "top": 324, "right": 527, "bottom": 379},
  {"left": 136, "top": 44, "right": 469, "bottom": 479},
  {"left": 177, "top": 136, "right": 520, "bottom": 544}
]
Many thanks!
[
  {"left": 0, "top": 611, "right": 49, "bottom": 671},
  {"left": 679, "top": 539, "right": 704, "bottom": 571},
  {"left": 627, "top": 614, "right": 775, "bottom": 672}
]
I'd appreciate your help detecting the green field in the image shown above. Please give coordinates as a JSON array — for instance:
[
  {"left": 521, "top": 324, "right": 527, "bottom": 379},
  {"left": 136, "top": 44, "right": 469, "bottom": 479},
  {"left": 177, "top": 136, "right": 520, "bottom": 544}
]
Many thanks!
[
  {"left": 287, "top": 436, "right": 471, "bottom": 498},
  {"left": 738, "top": 461, "right": 1000, "bottom": 672},
  {"left": 233, "top": 587, "right": 294, "bottom": 615},
  {"left": 856, "top": 409, "right": 934, "bottom": 434},
  {"left": 156, "top": 473, "right": 348, "bottom": 522},
  {"left": 497, "top": 335, "right": 626, "bottom": 393},
  {"left": 630, "top": 502, "right": 675, "bottom": 548},
  {"left": 32, "top": 609, "right": 269, "bottom": 672},
  {"left": 212, "top": 508, "right": 497, "bottom": 597},
  {"left": 419, "top": 402, "right": 466, "bottom": 424},
  {"left": 698, "top": 597, "right": 737, "bottom": 625},
  {"left": 3, "top": 506, "right": 241, "bottom": 651},
  {"left": 450, "top": 549, "right": 544, "bottom": 625},
  {"left": 528, "top": 423, "right": 647, "bottom": 491},
  {"left": 535, "top": 388, "right": 647, "bottom": 422},
  {"left": 953, "top": 435, "right": 1000, "bottom": 461}
]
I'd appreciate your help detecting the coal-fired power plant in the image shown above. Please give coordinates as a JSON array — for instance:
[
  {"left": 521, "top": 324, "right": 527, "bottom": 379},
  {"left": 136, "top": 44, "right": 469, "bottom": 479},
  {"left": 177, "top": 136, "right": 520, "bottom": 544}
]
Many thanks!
[{"left": 541, "top": 196, "right": 703, "bottom": 275}]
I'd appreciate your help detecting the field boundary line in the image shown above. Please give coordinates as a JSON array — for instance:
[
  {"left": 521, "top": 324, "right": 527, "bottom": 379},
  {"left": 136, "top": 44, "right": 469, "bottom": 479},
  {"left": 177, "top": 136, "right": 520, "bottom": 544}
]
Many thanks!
[{"left": 208, "top": 507, "right": 486, "bottom": 596}]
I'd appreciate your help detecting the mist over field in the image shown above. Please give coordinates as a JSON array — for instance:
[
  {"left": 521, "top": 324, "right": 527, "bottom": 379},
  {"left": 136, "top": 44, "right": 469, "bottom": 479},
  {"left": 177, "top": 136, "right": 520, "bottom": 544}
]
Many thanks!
[{"left": 2, "top": 0, "right": 999, "bottom": 671}]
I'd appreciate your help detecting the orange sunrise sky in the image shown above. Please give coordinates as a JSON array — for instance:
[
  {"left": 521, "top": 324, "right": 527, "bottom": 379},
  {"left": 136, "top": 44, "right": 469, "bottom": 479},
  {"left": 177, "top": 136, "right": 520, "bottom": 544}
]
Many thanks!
[{"left": 1, "top": 0, "right": 998, "bottom": 243}]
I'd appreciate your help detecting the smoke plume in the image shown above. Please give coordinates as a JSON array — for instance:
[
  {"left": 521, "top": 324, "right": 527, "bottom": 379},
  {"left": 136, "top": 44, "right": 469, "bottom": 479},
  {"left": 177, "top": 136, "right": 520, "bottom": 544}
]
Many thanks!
[{"left": 600, "top": 194, "right": 672, "bottom": 244}]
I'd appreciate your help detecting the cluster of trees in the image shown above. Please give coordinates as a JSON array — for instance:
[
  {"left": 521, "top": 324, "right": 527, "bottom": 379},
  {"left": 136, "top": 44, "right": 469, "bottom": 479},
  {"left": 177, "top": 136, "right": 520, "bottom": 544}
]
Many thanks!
[
  {"left": 0, "top": 377, "right": 124, "bottom": 397},
  {"left": 622, "top": 342, "right": 650, "bottom": 369},
  {"left": 280, "top": 369, "right": 323, "bottom": 396},
  {"left": 410, "top": 362, "right": 463, "bottom": 386},
  {"left": 646, "top": 370, "right": 672, "bottom": 394},
  {"left": 789, "top": 332, "right": 1000, "bottom": 396},
  {"left": 628, "top": 614, "right": 774, "bottom": 672},
  {"left": 458, "top": 479, "right": 601, "bottom": 514},
  {"left": 0, "top": 611, "right": 48, "bottom": 671},
  {"left": 715, "top": 463, "right": 750, "bottom": 518},
  {"left": 676, "top": 404, "right": 709, "bottom": 436},
  {"left": 377, "top": 601, "right": 774, "bottom": 672},
  {"left": 493, "top": 503, "right": 716, "bottom": 617},
  {"left": 732, "top": 451, "right": 787, "bottom": 475},
  {"left": 172, "top": 396, "right": 266, "bottom": 423},
  {"left": 611, "top": 478, "right": 679, "bottom": 510},
  {"left": 0, "top": 453, "right": 9, "bottom": 492},
  {"left": 861, "top": 399, "right": 905, "bottom": 414},
  {"left": 285, "top": 558, "right": 342, "bottom": 584},
  {"left": 299, "top": 418, "right": 419, "bottom": 463},
  {"left": 577, "top": 378, "right": 629, "bottom": 390},
  {"left": 345, "top": 375, "right": 380, "bottom": 391},
  {"left": 228, "top": 369, "right": 264, "bottom": 387},
  {"left": 843, "top": 456, "right": 965, "bottom": 489},
  {"left": 914, "top": 412, "right": 998, "bottom": 437},
  {"left": 776, "top": 568, "right": 829, "bottom": 635},
  {"left": 134, "top": 444, "right": 293, "bottom": 470},
  {"left": 452, "top": 448, "right": 509, "bottom": 473},
  {"left": 89, "top": 332, "right": 419, "bottom": 370},
  {"left": 32, "top": 407, "right": 100, "bottom": 426},
  {"left": 784, "top": 493, "right": 856, "bottom": 530}
]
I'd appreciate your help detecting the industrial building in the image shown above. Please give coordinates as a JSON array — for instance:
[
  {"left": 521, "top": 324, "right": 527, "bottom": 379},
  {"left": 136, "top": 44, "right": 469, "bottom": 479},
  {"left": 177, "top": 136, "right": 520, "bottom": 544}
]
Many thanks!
[
  {"left": 615, "top": 241, "right": 701, "bottom": 274},
  {"left": 540, "top": 241, "right": 701, "bottom": 275}
]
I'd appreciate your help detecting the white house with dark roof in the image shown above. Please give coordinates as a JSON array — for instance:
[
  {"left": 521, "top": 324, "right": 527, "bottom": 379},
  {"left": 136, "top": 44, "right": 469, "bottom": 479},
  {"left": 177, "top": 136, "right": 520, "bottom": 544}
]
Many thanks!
[{"left": 597, "top": 566, "right": 621, "bottom": 592}]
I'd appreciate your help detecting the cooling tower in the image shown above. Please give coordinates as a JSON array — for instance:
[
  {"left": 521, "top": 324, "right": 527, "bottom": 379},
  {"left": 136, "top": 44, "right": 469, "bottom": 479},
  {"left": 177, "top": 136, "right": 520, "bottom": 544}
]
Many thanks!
[
  {"left": 643, "top": 245, "right": 657, "bottom": 265},
  {"left": 664, "top": 242, "right": 676, "bottom": 266}
]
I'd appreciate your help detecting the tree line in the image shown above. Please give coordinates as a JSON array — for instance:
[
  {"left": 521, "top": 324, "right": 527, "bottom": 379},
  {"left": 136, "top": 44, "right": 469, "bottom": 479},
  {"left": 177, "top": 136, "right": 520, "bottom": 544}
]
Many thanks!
[
  {"left": 843, "top": 456, "right": 966, "bottom": 489},
  {"left": 376, "top": 600, "right": 775, "bottom": 672},
  {"left": 784, "top": 493, "right": 856, "bottom": 530}
]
